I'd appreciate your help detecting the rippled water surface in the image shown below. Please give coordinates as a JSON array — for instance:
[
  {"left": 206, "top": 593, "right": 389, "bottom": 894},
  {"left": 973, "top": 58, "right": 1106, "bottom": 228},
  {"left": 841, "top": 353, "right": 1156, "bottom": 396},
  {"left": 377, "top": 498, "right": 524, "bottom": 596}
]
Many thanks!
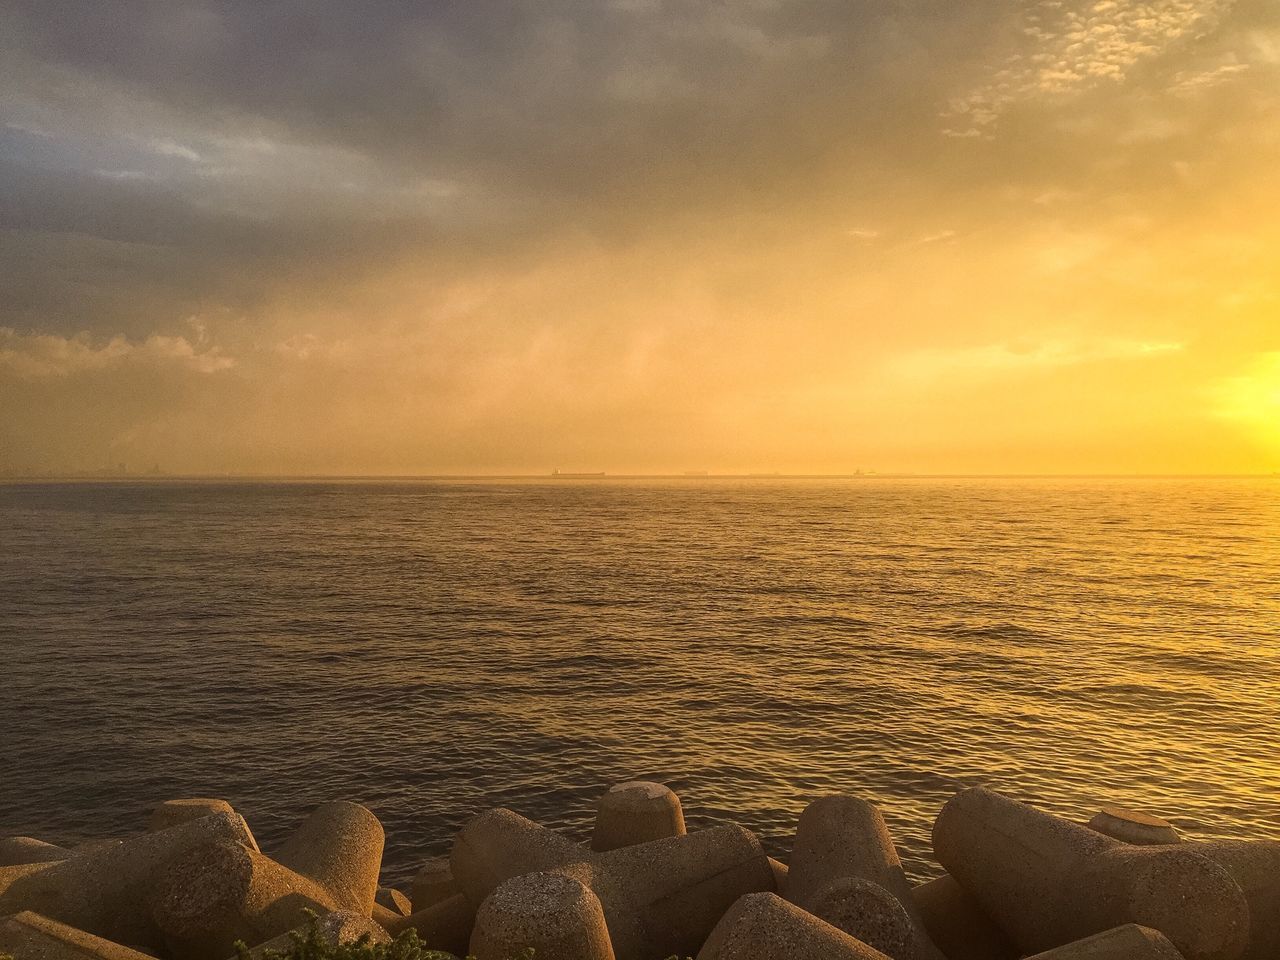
[{"left": 1, "top": 478, "right": 1278, "bottom": 885}]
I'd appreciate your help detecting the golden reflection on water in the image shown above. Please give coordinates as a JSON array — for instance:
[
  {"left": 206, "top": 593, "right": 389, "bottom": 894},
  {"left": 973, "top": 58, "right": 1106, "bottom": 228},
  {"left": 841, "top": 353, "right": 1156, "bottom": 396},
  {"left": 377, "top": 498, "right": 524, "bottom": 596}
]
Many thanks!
[{"left": 0, "top": 477, "right": 1277, "bottom": 883}]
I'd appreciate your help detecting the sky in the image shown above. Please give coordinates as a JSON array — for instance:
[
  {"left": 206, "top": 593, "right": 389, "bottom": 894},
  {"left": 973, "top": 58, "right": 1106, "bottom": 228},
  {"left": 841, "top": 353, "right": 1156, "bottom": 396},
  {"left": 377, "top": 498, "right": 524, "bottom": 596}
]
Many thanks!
[{"left": 1, "top": 0, "right": 1278, "bottom": 475}]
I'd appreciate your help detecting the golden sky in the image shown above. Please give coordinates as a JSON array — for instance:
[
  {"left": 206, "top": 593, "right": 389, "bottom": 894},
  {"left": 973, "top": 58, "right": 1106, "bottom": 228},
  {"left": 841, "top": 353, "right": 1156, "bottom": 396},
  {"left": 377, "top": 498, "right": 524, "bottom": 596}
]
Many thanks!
[{"left": 1, "top": 0, "right": 1278, "bottom": 474}]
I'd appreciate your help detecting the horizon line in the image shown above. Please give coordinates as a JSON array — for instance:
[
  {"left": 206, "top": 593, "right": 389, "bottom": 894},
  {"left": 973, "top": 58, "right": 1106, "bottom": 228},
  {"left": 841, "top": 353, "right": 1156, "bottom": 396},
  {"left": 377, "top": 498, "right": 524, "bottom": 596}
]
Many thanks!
[{"left": 3, "top": 471, "right": 1278, "bottom": 482}]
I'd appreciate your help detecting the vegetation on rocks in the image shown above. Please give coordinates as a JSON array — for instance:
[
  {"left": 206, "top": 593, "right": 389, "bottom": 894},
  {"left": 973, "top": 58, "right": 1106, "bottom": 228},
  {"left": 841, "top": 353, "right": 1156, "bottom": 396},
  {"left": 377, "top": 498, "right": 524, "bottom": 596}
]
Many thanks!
[
  {"left": 231, "top": 913, "right": 694, "bottom": 960},
  {"left": 232, "top": 913, "right": 686, "bottom": 960},
  {"left": 234, "top": 923, "right": 462, "bottom": 960}
]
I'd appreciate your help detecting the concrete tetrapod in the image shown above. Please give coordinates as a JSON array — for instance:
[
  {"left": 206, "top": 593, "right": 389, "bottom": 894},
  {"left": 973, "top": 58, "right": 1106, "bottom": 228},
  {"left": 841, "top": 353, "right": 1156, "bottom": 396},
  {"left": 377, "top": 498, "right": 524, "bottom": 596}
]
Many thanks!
[
  {"left": 232, "top": 911, "right": 390, "bottom": 960},
  {"left": 410, "top": 855, "right": 459, "bottom": 912},
  {"left": 149, "top": 800, "right": 257, "bottom": 851},
  {"left": 374, "top": 886, "right": 412, "bottom": 917},
  {"left": 369, "top": 902, "right": 406, "bottom": 931},
  {"left": 470, "top": 872, "right": 616, "bottom": 960},
  {"left": 932, "top": 787, "right": 1249, "bottom": 960},
  {"left": 273, "top": 801, "right": 384, "bottom": 917},
  {"left": 591, "top": 782, "right": 686, "bottom": 852},
  {"left": 451, "top": 808, "right": 775, "bottom": 960},
  {"left": 1023, "top": 924, "right": 1185, "bottom": 960},
  {"left": 381, "top": 893, "right": 476, "bottom": 956},
  {"left": 911, "top": 873, "right": 1017, "bottom": 960},
  {"left": 807, "top": 877, "right": 921, "bottom": 960},
  {"left": 1087, "top": 810, "right": 1280, "bottom": 956},
  {"left": 788, "top": 796, "right": 946, "bottom": 960},
  {"left": 1165, "top": 840, "right": 1280, "bottom": 960},
  {"left": 72, "top": 841, "right": 125, "bottom": 857},
  {"left": 0, "top": 838, "right": 68, "bottom": 868},
  {"left": 150, "top": 838, "right": 339, "bottom": 960},
  {"left": 768, "top": 858, "right": 789, "bottom": 896},
  {"left": 1087, "top": 807, "right": 1181, "bottom": 846},
  {"left": 697, "top": 892, "right": 893, "bottom": 960},
  {"left": 0, "top": 910, "right": 158, "bottom": 960},
  {"left": 0, "top": 811, "right": 256, "bottom": 949}
]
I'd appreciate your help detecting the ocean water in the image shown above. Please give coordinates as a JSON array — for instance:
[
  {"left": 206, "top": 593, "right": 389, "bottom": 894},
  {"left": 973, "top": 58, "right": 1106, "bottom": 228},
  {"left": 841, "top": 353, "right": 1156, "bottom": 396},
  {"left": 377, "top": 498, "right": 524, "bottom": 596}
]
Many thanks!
[{"left": 1, "top": 477, "right": 1277, "bottom": 887}]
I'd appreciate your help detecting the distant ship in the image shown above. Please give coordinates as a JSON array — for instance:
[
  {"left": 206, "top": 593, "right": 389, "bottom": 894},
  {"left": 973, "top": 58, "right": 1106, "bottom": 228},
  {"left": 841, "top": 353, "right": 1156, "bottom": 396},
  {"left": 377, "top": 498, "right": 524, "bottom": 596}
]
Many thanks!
[{"left": 551, "top": 470, "right": 606, "bottom": 478}]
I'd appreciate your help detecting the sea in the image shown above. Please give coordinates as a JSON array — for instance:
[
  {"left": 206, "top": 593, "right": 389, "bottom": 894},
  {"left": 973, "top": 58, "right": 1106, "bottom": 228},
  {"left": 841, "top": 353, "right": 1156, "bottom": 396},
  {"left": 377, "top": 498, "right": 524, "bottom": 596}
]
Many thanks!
[{"left": 1, "top": 477, "right": 1277, "bottom": 887}]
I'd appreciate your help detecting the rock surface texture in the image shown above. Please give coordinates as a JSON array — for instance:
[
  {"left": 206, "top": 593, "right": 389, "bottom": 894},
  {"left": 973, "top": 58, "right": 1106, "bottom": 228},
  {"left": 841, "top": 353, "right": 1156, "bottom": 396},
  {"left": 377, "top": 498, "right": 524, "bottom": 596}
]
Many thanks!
[
  {"left": 410, "top": 855, "right": 460, "bottom": 912},
  {"left": 933, "top": 787, "right": 1249, "bottom": 960},
  {"left": 788, "top": 795, "right": 946, "bottom": 960},
  {"left": 697, "top": 892, "right": 893, "bottom": 960},
  {"left": 150, "top": 838, "right": 339, "bottom": 960},
  {"left": 0, "top": 839, "right": 69, "bottom": 869},
  {"left": 0, "top": 911, "right": 158, "bottom": 960},
  {"left": 1023, "top": 923, "right": 1187, "bottom": 959},
  {"left": 2, "top": 782, "right": 1273, "bottom": 960},
  {"left": 591, "top": 781, "right": 686, "bottom": 853},
  {"left": 383, "top": 892, "right": 476, "bottom": 956},
  {"left": 470, "top": 872, "right": 616, "bottom": 960},
  {"left": 452, "top": 808, "right": 774, "bottom": 960},
  {"left": 1087, "top": 807, "right": 1181, "bottom": 846},
  {"left": 0, "top": 812, "right": 257, "bottom": 949},
  {"left": 912, "top": 872, "right": 1017, "bottom": 960},
  {"left": 273, "top": 801, "right": 384, "bottom": 917}
]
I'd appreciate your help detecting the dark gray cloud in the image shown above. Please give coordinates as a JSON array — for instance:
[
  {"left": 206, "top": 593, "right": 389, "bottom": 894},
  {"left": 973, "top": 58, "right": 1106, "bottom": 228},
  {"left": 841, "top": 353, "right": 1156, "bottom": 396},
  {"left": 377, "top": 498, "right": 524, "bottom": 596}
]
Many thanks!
[{"left": 2, "top": 0, "right": 1009, "bottom": 337}]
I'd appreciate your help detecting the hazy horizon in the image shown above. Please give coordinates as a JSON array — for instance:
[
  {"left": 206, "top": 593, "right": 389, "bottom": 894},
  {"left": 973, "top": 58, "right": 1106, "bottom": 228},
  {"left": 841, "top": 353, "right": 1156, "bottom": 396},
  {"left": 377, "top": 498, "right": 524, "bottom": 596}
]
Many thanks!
[
  {"left": 3, "top": 1, "right": 1278, "bottom": 475},
  {"left": 4, "top": 469, "right": 1279, "bottom": 481}
]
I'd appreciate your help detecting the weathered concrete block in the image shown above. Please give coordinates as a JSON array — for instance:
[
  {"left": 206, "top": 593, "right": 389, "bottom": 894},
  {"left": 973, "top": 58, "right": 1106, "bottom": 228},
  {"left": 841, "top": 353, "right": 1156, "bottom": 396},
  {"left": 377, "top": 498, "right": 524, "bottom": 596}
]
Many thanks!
[
  {"left": 369, "top": 901, "right": 405, "bottom": 930},
  {"left": 150, "top": 838, "right": 338, "bottom": 960},
  {"left": 912, "top": 873, "right": 1017, "bottom": 960},
  {"left": 603, "top": 823, "right": 776, "bottom": 960},
  {"left": 697, "top": 891, "right": 893, "bottom": 960},
  {"left": 1024, "top": 924, "right": 1185, "bottom": 959},
  {"left": 1167, "top": 840, "right": 1280, "bottom": 960},
  {"left": 273, "top": 801, "right": 384, "bottom": 917},
  {"left": 591, "top": 781, "right": 686, "bottom": 852},
  {"left": 374, "top": 886, "right": 412, "bottom": 917},
  {"left": 768, "top": 857, "right": 789, "bottom": 896},
  {"left": 933, "top": 788, "right": 1249, "bottom": 960},
  {"left": 71, "top": 841, "right": 125, "bottom": 856},
  {"left": 0, "top": 911, "right": 157, "bottom": 960},
  {"left": 382, "top": 892, "right": 476, "bottom": 957},
  {"left": 452, "top": 808, "right": 774, "bottom": 960},
  {"left": 788, "top": 796, "right": 945, "bottom": 960},
  {"left": 470, "top": 872, "right": 616, "bottom": 960},
  {"left": 410, "top": 855, "right": 460, "bottom": 912},
  {"left": 1087, "top": 807, "right": 1180, "bottom": 846},
  {"left": 0, "top": 838, "right": 68, "bottom": 868},
  {"left": 148, "top": 801, "right": 256, "bottom": 852},
  {"left": 0, "top": 812, "right": 256, "bottom": 949},
  {"left": 231, "top": 910, "right": 390, "bottom": 960},
  {"left": 0, "top": 863, "right": 52, "bottom": 893},
  {"left": 452, "top": 808, "right": 584, "bottom": 898},
  {"left": 808, "top": 877, "right": 920, "bottom": 960}
]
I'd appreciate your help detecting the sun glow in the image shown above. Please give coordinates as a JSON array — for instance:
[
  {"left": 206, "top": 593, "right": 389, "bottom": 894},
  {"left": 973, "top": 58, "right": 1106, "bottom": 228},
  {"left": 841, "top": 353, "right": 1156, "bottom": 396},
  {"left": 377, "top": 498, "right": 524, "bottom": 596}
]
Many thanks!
[{"left": 1215, "top": 353, "right": 1280, "bottom": 451}]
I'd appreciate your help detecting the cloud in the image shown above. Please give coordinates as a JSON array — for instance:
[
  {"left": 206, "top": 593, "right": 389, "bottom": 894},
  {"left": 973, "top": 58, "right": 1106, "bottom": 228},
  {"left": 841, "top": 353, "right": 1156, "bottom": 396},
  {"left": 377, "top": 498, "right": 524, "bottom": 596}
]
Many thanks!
[
  {"left": 890, "top": 338, "right": 1186, "bottom": 384},
  {"left": 0, "top": 1, "right": 1277, "bottom": 474},
  {"left": 943, "top": 0, "right": 1236, "bottom": 135},
  {"left": 0, "top": 327, "right": 234, "bottom": 379}
]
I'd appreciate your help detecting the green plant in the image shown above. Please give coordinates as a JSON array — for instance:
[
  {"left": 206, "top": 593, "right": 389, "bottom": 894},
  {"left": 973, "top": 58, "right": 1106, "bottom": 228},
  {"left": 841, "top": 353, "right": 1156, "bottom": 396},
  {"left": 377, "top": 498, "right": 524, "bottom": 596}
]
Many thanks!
[
  {"left": 234, "top": 917, "right": 458, "bottom": 960},
  {"left": 233, "top": 913, "right": 692, "bottom": 960}
]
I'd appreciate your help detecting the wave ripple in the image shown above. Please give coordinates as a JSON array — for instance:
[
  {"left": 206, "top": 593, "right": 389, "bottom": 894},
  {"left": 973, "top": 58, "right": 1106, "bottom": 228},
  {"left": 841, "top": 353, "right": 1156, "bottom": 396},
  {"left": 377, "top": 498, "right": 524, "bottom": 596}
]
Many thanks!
[{"left": 1, "top": 477, "right": 1278, "bottom": 885}]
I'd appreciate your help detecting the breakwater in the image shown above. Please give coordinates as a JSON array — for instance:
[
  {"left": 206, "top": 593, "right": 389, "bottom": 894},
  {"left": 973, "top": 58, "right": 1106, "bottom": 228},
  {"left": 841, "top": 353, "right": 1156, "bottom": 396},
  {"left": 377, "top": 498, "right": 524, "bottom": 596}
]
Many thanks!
[{"left": 2, "top": 782, "right": 1276, "bottom": 960}]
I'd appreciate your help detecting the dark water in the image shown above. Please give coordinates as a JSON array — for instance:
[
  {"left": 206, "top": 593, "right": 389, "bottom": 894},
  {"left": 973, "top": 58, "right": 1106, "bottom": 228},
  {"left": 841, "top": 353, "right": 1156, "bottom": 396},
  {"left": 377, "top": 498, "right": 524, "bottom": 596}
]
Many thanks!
[{"left": 1, "top": 478, "right": 1278, "bottom": 887}]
